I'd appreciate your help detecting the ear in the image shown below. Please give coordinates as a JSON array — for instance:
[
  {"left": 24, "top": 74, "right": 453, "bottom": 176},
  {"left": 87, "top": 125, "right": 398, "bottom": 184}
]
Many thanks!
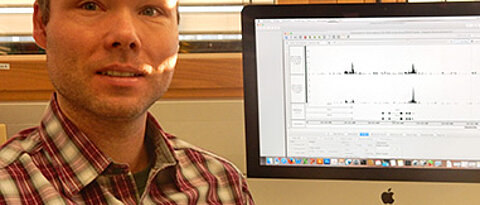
[{"left": 32, "top": 2, "right": 47, "bottom": 49}]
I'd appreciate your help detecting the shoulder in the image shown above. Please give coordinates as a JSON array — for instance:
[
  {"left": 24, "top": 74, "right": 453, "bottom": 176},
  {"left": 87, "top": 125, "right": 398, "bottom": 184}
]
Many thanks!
[
  {"left": 168, "top": 136, "right": 245, "bottom": 178},
  {"left": 167, "top": 136, "right": 255, "bottom": 204},
  {"left": 0, "top": 127, "right": 43, "bottom": 168},
  {"left": 0, "top": 127, "right": 46, "bottom": 203}
]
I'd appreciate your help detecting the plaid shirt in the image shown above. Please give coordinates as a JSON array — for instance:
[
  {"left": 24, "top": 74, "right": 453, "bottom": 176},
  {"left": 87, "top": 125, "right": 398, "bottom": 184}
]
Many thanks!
[{"left": 0, "top": 96, "right": 254, "bottom": 205}]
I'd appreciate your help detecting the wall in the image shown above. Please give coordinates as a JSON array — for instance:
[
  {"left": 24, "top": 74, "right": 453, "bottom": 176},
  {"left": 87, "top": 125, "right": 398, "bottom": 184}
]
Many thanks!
[{"left": 0, "top": 100, "right": 247, "bottom": 170}]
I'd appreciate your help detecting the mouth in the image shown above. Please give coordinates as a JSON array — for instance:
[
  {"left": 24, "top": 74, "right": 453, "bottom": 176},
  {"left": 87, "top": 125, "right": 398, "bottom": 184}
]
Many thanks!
[
  {"left": 96, "top": 70, "right": 144, "bottom": 77},
  {"left": 94, "top": 65, "right": 148, "bottom": 87},
  {"left": 95, "top": 63, "right": 147, "bottom": 78}
]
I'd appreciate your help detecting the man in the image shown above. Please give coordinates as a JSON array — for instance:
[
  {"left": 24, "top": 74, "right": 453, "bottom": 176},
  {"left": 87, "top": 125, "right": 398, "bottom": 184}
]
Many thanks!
[{"left": 0, "top": 0, "right": 254, "bottom": 204}]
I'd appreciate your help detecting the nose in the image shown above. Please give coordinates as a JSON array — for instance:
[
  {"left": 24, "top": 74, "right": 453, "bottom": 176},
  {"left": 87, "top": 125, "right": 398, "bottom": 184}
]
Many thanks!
[{"left": 104, "top": 10, "right": 141, "bottom": 51}]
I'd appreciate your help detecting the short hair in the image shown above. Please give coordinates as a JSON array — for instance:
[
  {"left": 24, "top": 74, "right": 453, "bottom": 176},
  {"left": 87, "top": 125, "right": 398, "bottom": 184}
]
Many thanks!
[
  {"left": 36, "top": 0, "right": 179, "bottom": 25},
  {"left": 37, "top": 0, "right": 50, "bottom": 25}
]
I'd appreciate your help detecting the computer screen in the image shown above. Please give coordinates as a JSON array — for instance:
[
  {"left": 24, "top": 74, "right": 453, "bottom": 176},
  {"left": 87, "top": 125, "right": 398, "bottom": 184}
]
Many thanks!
[{"left": 242, "top": 3, "right": 480, "bottom": 182}]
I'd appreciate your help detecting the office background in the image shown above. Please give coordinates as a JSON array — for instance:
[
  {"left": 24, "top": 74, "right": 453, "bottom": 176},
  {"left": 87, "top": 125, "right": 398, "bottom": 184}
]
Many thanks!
[{"left": 2, "top": 0, "right": 480, "bottom": 204}]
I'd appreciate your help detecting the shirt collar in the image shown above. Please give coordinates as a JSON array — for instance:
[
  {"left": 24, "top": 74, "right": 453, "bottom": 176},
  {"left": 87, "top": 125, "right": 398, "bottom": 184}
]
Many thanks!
[
  {"left": 145, "top": 114, "right": 177, "bottom": 171},
  {"left": 39, "top": 94, "right": 177, "bottom": 197}
]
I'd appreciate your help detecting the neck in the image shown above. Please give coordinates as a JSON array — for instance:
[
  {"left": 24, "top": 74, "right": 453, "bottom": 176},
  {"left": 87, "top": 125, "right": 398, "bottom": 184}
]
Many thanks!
[{"left": 56, "top": 95, "right": 150, "bottom": 173}]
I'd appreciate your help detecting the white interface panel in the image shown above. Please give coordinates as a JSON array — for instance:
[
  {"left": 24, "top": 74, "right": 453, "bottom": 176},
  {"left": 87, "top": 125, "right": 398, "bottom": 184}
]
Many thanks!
[{"left": 255, "top": 16, "right": 480, "bottom": 168}]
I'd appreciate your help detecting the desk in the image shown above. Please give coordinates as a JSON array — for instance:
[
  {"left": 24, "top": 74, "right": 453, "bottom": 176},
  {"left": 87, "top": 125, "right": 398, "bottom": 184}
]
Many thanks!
[{"left": 0, "top": 124, "right": 6, "bottom": 145}]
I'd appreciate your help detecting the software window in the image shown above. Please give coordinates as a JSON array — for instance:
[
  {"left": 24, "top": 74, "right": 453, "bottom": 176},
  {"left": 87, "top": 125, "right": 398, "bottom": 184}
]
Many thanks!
[{"left": 256, "top": 17, "right": 480, "bottom": 169}]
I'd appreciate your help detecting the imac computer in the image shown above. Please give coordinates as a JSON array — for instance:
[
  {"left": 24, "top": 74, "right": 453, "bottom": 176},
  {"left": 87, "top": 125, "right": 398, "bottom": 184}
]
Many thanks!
[{"left": 242, "top": 3, "right": 480, "bottom": 204}]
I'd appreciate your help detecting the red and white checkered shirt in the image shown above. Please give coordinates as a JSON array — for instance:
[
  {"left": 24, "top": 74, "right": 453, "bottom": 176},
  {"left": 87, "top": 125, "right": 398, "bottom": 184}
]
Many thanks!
[{"left": 0, "top": 96, "right": 254, "bottom": 205}]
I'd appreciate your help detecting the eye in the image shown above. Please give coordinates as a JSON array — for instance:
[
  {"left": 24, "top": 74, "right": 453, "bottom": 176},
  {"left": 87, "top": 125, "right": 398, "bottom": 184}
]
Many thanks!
[
  {"left": 140, "top": 7, "right": 162, "bottom": 17},
  {"left": 81, "top": 2, "right": 100, "bottom": 11}
]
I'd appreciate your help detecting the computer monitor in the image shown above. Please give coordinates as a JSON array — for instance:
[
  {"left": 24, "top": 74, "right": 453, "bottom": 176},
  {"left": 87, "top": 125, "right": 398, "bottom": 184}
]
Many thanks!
[{"left": 242, "top": 3, "right": 480, "bottom": 204}]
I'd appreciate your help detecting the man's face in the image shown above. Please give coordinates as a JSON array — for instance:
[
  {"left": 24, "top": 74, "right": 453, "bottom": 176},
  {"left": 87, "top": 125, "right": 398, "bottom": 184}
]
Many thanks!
[{"left": 33, "top": 0, "right": 179, "bottom": 119}]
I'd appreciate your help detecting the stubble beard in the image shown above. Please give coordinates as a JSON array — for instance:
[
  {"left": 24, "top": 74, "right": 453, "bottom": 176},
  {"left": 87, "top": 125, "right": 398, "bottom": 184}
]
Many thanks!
[
  {"left": 55, "top": 83, "right": 158, "bottom": 121},
  {"left": 72, "top": 90, "right": 154, "bottom": 120}
]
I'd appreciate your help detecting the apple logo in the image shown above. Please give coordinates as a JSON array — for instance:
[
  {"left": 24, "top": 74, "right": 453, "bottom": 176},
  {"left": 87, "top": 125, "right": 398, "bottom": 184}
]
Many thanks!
[{"left": 381, "top": 188, "right": 395, "bottom": 204}]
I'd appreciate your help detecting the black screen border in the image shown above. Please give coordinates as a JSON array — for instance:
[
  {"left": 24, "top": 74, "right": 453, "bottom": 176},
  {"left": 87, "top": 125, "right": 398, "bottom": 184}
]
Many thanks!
[{"left": 242, "top": 2, "right": 480, "bottom": 183}]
